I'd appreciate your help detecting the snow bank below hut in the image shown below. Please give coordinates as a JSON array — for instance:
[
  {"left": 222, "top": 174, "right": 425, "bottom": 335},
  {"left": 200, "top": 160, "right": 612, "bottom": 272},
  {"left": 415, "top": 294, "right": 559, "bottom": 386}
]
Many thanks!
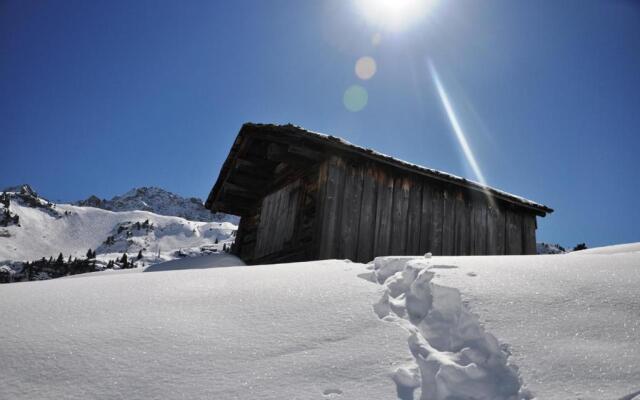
[{"left": 1, "top": 243, "right": 639, "bottom": 399}]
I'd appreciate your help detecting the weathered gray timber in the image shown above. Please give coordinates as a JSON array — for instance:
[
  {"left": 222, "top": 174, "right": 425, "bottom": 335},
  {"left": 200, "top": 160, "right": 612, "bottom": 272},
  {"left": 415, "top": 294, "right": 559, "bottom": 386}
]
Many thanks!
[{"left": 206, "top": 123, "right": 553, "bottom": 264}]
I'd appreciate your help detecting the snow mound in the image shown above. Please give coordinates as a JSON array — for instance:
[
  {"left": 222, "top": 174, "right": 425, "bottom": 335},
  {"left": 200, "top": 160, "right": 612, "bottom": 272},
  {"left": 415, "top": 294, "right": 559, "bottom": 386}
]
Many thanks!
[
  {"left": 570, "top": 242, "right": 640, "bottom": 255},
  {"left": 369, "top": 256, "right": 529, "bottom": 400}
]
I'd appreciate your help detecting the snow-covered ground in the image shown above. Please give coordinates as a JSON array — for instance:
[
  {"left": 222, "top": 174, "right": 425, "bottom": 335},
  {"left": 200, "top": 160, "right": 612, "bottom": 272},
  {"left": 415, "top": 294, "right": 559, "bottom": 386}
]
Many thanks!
[
  {"left": 369, "top": 247, "right": 640, "bottom": 399},
  {"left": 571, "top": 242, "right": 640, "bottom": 255},
  {"left": 1, "top": 244, "right": 638, "bottom": 399},
  {"left": 0, "top": 258, "right": 411, "bottom": 400}
]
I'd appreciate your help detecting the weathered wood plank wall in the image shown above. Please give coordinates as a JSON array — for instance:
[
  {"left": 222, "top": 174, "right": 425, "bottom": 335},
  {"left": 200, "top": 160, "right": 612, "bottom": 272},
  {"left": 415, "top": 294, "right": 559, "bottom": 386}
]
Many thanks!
[
  {"left": 236, "top": 154, "right": 539, "bottom": 264},
  {"left": 315, "top": 156, "right": 538, "bottom": 262},
  {"left": 234, "top": 166, "right": 320, "bottom": 264}
]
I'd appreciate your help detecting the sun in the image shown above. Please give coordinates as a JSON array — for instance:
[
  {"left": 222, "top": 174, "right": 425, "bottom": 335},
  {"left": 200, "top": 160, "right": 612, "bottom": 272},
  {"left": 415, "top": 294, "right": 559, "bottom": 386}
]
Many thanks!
[{"left": 355, "top": 0, "right": 434, "bottom": 31}]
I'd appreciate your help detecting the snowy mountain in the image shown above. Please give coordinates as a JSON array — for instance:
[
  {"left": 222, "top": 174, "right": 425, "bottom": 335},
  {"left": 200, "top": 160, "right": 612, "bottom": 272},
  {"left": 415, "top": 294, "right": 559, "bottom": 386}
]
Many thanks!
[
  {"left": 75, "top": 186, "right": 238, "bottom": 223},
  {"left": 0, "top": 185, "right": 237, "bottom": 279},
  {"left": 536, "top": 242, "right": 566, "bottom": 254}
]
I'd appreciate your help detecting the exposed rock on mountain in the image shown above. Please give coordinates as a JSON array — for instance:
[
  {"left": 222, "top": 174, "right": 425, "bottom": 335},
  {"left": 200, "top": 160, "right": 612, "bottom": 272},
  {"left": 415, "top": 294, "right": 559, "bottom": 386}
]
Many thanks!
[{"left": 75, "top": 186, "right": 238, "bottom": 223}]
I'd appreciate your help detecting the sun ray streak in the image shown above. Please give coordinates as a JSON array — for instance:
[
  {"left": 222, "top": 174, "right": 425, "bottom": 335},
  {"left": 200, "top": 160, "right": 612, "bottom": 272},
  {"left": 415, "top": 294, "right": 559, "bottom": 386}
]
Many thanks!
[
  {"left": 428, "top": 59, "right": 495, "bottom": 206},
  {"left": 428, "top": 60, "right": 487, "bottom": 186}
]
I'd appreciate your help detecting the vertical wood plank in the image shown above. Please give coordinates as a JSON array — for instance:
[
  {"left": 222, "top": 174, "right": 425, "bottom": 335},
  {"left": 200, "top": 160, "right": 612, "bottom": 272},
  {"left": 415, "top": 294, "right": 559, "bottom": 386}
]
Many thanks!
[
  {"left": 406, "top": 179, "right": 423, "bottom": 255},
  {"left": 486, "top": 206, "right": 498, "bottom": 255},
  {"left": 373, "top": 170, "right": 394, "bottom": 257},
  {"left": 390, "top": 176, "right": 410, "bottom": 255},
  {"left": 442, "top": 188, "right": 455, "bottom": 255},
  {"left": 338, "top": 163, "right": 364, "bottom": 260},
  {"left": 418, "top": 183, "right": 432, "bottom": 255},
  {"left": 496, "top": 207, "right": 506, "bottom": 255},
  {"left": 356, "top": 164, "right": 378, "bottom": 263},
  {"left": 522, "top": 213, "right": 537, "bottom": 255},
  {"left": 473, "top": 202, "right": 487, "bottom": 255},
  {"left": 254, "top": 180, "right": 301, "bottom": 258},
  {"left": 453, "top": 191, "right": 470, "bottom": 255},
  {"left": 506, "top": 209, "right": 523, "bottom": 255},
  {"left": 429, "top": 187, "right": 444, "bottom": 255},
  {"left": 318, "top": 157, "right": 346, "bottom": 259}
]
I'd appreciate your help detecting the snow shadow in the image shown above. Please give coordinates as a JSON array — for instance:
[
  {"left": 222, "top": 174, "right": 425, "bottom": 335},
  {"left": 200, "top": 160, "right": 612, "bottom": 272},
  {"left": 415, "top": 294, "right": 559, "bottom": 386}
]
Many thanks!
[{"left": 144, "top": 253, "right": 245, "bottom": 272}]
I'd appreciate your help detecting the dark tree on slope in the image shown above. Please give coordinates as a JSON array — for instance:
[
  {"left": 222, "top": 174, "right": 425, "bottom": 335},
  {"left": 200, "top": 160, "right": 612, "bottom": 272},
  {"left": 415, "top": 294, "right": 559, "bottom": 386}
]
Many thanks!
[
  {"left": 86, "top": 249, "right": 96, "bottom": 259},
  {"left": 137, "top": 250, "right": 143, "bottom": 260},
  {"left": 573, "top": 243, "right": 588, "bottom": 251},
  {"left": 121, "top": 253, "right": 128, "bottom": 269}
]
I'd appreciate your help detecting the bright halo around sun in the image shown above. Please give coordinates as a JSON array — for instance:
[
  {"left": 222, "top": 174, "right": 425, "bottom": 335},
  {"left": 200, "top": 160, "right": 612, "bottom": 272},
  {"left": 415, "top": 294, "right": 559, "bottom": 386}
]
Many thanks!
[{"left": 356, "top": 0, "right": 434, "bottom": 31}]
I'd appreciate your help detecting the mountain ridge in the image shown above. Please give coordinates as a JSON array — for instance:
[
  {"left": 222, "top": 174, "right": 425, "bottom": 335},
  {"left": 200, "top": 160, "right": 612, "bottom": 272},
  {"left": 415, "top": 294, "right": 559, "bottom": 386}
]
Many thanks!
[
  {"left": 0, "top": 185, "right": 238, "bottom": 279},
  {"left": 74, "top": 186, "right": 237, "bottom": 223}
]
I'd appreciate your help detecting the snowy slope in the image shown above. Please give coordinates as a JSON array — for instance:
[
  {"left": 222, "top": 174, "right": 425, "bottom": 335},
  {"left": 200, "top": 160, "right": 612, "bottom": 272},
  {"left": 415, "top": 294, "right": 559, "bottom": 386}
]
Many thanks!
[
  {"left": 0, "top": 188, "right": 237, "bottom": 266},
  {"left": 1, "top": 246, "right": 639, "bottom": 399},
  {"left": 370, "top": 248, "right": 640, "bottom": 400},
  {"left": 571, "top": 242, "right": 640, "bottom": 255},
  {"left": 75, "top": 186, "right": 238, "bottom": 223},
  {"left": 536, "top": 242, "right": 566, "bottom": 254},
  {"left": 0, "top": 259, "right": 410, "bottom": 400}
]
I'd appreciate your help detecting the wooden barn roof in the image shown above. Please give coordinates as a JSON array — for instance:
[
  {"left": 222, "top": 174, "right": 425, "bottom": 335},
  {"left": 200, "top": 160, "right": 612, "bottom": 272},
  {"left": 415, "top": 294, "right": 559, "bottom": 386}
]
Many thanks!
[{"left": 206, "top": 123, "right": 554, "bottom": 217}]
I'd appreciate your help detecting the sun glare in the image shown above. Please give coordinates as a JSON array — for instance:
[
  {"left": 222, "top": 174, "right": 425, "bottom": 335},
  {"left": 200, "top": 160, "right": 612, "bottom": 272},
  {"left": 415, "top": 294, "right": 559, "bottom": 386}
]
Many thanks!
[{"left": 356, "top": 0, "right": 433, "bottom": 31}]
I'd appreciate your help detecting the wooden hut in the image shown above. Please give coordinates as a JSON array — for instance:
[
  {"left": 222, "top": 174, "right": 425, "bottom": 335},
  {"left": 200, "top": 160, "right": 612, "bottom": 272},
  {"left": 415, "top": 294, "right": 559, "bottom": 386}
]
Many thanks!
[{"left": 206, "top": 123, "right": 553, "bottom": 264}]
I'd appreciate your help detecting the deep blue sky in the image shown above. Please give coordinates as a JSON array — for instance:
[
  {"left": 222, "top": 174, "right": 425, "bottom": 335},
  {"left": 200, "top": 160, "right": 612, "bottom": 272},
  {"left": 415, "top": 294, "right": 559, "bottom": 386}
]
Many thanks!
[{"left": 2, "top": 0, "right": 639, "bottom": 247}]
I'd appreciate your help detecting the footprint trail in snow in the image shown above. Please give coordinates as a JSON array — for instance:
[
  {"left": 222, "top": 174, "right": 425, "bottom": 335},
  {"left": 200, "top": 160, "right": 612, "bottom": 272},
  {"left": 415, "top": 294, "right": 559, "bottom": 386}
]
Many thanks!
[{"left": 362, "top": 254, "right": 532, "bottom": 400}]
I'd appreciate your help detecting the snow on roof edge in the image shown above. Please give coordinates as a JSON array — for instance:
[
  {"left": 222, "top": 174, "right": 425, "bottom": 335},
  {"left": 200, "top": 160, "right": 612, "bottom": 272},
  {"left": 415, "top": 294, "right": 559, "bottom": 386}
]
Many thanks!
[{"left": 244, "top": 123, "right": 553, "bottom": 215}]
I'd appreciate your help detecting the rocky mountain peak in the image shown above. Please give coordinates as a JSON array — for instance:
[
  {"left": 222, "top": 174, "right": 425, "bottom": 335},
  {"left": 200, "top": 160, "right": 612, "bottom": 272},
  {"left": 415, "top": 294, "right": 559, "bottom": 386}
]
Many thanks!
[{"left": 75, "top": 186, "right": 237, "bottom": 223}]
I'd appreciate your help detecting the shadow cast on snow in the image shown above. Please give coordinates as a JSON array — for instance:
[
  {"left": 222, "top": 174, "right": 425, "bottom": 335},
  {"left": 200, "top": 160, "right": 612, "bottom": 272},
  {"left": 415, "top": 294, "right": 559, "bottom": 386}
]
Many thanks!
[{"left": 144, "top": 253, "right": 246, "bottom": 273}]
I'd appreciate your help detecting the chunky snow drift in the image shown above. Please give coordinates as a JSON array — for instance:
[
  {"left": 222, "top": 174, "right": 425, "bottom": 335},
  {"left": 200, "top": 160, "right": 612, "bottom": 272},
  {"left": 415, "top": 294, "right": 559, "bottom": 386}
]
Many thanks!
[
  {"left": 367, "top": 247, "right": 640, "bottom": 400},
  {"left": 366, "top": 256, "right": 530, "bottom": 400}
]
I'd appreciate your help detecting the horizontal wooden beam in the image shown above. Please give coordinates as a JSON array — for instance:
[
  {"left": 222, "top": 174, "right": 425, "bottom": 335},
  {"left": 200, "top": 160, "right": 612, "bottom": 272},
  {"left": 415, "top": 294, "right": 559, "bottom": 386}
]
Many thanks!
[{"left": 227, "top": 172, "right": 269, "bottom": 190}]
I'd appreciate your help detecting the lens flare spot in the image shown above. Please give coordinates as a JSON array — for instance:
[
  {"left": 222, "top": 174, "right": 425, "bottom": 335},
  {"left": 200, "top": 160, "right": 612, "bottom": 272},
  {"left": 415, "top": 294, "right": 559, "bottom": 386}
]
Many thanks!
[
  {"left": 372, "top": 32, "right": 382, "bottom": 46},
  {"left": 355, "top": 56, "right": 377, "bottom": 80},
  {"left": 343, "top": 85, "right": 368, "bottom": 112}
]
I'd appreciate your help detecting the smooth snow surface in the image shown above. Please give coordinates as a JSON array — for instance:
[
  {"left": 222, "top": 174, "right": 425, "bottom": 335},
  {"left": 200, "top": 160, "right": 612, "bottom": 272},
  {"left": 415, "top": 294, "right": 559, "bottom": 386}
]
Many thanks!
[
  {"left": 2, "top": 247, "right": 639, "bottom": 399},
  {"left": 372, "top": 251, "right": 640, "bottom": 400},
  {"left": 572, "top": 242, "right": 640, "bottom": 255},
  {"left": 0, "top": 260, "right": 411, "bottom": 400}
]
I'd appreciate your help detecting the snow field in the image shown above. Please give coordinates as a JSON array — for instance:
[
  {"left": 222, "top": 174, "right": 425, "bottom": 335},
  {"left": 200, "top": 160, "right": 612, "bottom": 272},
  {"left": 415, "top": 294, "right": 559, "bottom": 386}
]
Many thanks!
[
  {"left": 0, "top": 259, "right": 412, "bottom": 400},
  {"left": 369, "top": 250, "right": 640, "bottom": 400}
]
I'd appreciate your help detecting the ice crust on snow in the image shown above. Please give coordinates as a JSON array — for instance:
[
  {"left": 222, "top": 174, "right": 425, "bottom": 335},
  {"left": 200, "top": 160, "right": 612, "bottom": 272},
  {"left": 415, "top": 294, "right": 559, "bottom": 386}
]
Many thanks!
[{"left": 369, "top": 257, "right": 530, "bottom": 400}]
